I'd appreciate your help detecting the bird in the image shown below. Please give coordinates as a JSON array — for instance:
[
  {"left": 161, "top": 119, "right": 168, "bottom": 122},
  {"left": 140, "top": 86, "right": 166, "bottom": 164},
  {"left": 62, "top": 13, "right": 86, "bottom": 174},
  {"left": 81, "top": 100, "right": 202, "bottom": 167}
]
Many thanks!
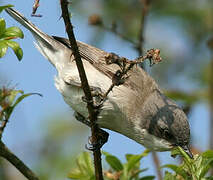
[{"left": 5, "top": 7, "right": 192, "bottom": 158}]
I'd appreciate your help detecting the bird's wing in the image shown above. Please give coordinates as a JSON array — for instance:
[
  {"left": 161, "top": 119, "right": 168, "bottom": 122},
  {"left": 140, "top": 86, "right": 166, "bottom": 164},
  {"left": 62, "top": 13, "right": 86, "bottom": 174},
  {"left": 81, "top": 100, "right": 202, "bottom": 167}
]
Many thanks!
[{"left": 52, "top": 36, "right": 118, "bottom": 80}]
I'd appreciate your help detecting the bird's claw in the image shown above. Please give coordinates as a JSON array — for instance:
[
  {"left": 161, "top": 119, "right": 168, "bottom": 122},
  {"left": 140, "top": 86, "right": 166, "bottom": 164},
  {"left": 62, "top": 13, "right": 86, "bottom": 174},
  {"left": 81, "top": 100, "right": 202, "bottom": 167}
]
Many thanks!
[
  {"left": 85, "top": 129, "right": 109, "bottom": 151},
  {"left": 82, "top": 86, "right": 104, "bottom": 108}
]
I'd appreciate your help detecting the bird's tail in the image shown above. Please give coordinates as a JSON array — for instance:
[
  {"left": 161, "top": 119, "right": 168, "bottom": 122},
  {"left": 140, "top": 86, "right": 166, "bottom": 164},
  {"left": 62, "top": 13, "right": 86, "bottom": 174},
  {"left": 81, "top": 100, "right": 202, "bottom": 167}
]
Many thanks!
[
  {"left": 6, "top": 8, "right": 49, "bottom": 44},
  {"left": 5, "top": 8, "right": 68, "bottom": 67}
]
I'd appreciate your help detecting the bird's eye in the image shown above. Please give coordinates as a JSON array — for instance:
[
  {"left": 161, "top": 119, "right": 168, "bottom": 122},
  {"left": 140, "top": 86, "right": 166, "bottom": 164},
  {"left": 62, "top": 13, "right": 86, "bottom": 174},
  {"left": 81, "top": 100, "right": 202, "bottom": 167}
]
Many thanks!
[{"left": 163, "top": 129, "right": 173, "bottom": 140}]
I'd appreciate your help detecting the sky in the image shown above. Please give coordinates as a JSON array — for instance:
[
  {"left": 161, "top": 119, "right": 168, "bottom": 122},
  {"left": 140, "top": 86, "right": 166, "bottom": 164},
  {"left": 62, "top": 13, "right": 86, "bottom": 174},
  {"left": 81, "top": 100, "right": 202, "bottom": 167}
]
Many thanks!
[{"left": 0, "top": 0, "right": 210, "bottom": 179}]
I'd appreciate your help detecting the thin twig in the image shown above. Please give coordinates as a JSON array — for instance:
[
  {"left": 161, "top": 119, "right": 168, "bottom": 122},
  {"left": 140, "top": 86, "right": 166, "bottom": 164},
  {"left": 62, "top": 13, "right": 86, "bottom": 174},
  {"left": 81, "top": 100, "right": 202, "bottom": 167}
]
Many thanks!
[
  {"left": 60, "top": 1, "right": 104, "bottom": 179},
  {"left": 137, "top": 0, "right": 151, "bottom": 55},
  {"left": 88, "top": 14, "right": 137, "bottom": 46},
  {"left": 207, "top": 37, "right": 213, "bottom": 175},
  {"left": 102, "top": 25, "right": 137, "bottom": 45},
  {"left": 100, "top": 49, "right": 161, "bottom": 106},
  {"left": 31, "top": 0, "right": 42, "bottom": 17},
  {"left": 138, "top": 0, "right": 163, "bottom": 179},
  {"left": 151, "top": 152, "right": 162, "bottom": 180},
  {"left": 0, "top": 119, "right": 9, "bottom": 139},
  {"left": 0, "top": 141, "right": 39, "bottom": 180}
]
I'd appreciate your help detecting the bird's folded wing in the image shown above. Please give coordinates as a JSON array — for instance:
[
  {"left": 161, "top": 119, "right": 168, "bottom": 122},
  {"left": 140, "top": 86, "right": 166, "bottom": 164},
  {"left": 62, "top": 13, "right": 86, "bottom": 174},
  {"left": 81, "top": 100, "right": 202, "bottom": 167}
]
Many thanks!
[{"left": 52, "top": 36, "right": 118, "bottom": 80}]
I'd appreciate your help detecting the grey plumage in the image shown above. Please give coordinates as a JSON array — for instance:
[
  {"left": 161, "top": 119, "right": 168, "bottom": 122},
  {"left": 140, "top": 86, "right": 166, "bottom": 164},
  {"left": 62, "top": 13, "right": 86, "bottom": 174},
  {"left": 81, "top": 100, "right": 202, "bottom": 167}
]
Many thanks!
[{"left": 5, "top": 8, "right": 191, "bottom": 156}]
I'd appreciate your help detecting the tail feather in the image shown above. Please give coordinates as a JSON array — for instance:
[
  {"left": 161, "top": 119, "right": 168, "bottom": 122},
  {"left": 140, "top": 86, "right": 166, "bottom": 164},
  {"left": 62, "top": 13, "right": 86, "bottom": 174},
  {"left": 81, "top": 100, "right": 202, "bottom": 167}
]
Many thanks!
[
  {"left": 6, "top": 8, "right": 50, "bottom": 45},
  {"left": 5, "top": 8, "right": 69, "bottom": 67}
]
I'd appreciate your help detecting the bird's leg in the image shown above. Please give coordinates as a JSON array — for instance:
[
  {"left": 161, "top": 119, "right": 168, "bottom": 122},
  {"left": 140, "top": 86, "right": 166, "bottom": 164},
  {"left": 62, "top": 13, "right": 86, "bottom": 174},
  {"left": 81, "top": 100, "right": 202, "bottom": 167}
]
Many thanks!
[
  {"left": 82, "top": 86, "right": 105, "bottom": 109},
  {"left": 74, "top": 111, "right": 91, "bottom": 127},
  {"left": 74, "top": 111, "right": 109, "bottom": 151}
]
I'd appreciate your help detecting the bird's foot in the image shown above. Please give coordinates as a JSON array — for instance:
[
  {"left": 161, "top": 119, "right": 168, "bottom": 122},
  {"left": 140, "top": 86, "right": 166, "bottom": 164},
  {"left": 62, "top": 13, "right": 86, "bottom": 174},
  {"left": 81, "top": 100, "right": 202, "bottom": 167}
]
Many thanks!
[
  {"left": 74, "top": 112, "right": 109, "bottom": 151},
  {"left": 74, "top": 111, "right": 91, "bottom": 127},
  {"left": 82, "top": 86, "right": 105, "bottom": 109},
  {"left": 86, "top": 129, "right": 109, "bottom": 151}
]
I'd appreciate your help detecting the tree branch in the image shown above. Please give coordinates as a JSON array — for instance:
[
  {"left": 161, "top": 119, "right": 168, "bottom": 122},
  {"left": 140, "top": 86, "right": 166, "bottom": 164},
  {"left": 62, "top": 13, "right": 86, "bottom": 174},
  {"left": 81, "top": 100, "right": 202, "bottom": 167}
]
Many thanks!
[
  {"left": 0, "top": 141, "right": 39, "bottom": 180},
  {"left": 138, "top": 0, "right": 162, "bottom": 179},
  {"left": 137, "top": 0, "right": 151, "bottom": 55},
  {"left": 31, "top": 0, "right": 42, "bottom": 17},
  {"left": 0, "top": 117, "right": 9, "bottom": 139},
  {"left": 60, "top": 1, "right": 104, "bottom": 179},
  {"left": 88, "top": 14, "right": 137, "bottom": 46}
]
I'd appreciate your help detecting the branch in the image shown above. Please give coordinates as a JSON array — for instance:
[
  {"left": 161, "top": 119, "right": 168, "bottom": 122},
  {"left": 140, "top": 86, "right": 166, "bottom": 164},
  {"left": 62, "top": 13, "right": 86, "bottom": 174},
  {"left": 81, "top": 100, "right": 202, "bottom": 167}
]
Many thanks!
[
  {"left": 88, "top": 14, "right": 137, "bottom": 46},
  {"left": 151, "top": 152, "right": 162, "bottom": 180},
  {"left": 60, "top": 1, "right": 104, "bottom": 179},
  {"left": 31, "top": 0, "right": 42, "bottom": 17},
  {"left": 0, "top": 116, "right": 9, "bottom": 139},
  {"left": 137, "top": 0, "right": 151, "bottom": 55},
  {"left": 0, "top": 141, "right": 39, "bottom": 180},
  {"left": 138, "top": 0, "right": 163, "bottom": 179},
  {"left": 207, "top": 37, "right": 213, "bottom": 176},
  {"left": 99, "top": 49, "right": 161, "bottom": 106}
]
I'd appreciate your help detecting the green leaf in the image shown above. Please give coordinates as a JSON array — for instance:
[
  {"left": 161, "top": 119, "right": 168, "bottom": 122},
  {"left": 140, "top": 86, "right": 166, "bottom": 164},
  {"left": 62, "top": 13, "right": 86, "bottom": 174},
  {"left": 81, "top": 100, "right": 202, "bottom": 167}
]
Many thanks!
[
  {"left": 204, "top": 177, "right": 213, "bottom": 180},
  {"left": 161, "top": 164, "right": 188, "bottom": 178},
  {"left": 126, "top": 150, "right": 150, "bottom": 172},
  {"left": 139, "top": 175, "right": 155, "bottom": 180},
  {"left": 177, "top": 147, "right": 192, "bottom": 166},
  {"left": 6, "top": 40, "right": 23, "bottom": 60},
  {"left": 4, "top": 26, "right": 24, "bottom": 39},
  {"left": 170, "top": 147, "right": 181, "bottom": 158},
  {"left": 12, "top": 93, "right": 42, "bottom": 109},
  {"left": 199, "top": 158, "right": 213, "bottom": 178},
  {"left": 105, "top": 155, "right": 123, "bottom": 171},
  {"left": 69, "top": 152, "right": 95, "bottom": 180},
  {"left": 0, "top": 5, "right": 13, "bottom": 14},
  {"left": 102, "top": 151, "right": 111, "bottom": 156},
  {"left": 82, "top": 152, "right": 94, "bottom": 176},
  {"left": 6, "top": 90, "right": 23, "bottom": 106},
  {"left": 202, "top": 150, "right": 213, "bottom": 158},
  {"left": 163, "top": 171, "right": 178, "bottom": 180},
  {"left": 68, "top": 169, "right": 87, "bottom": 179},
  {"left": 78, "top": 152, "right": 94, "bottom": 176},
  {"left": 7, "top": 92, "right": 42, "bottom": 119},
  {"left": 0, "top": 18, "right": 6, "bottom": 37},
  {"left": 130, "top": 168, "right": 148, "bottom": 179},
  {"left": 0, "top": 40, "right": 8, "bottom": 58}
]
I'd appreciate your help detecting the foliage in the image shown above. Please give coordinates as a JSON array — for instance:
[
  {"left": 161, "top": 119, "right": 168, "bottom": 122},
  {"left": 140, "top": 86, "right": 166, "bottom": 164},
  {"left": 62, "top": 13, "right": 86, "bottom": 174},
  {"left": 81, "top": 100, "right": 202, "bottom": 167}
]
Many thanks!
[
  {"left": 0, "top": 5, "right": 23, "bottom": 60},
  {"left": 0, "top": 87, "right": 42, "bottom": 123},
  {"left": 68, "top": 150, "right": 154, "bottom": 180},
  {"left": 162, "top": 147, "right": 213, "bottom": 180},
  {"left": 68, "top": 148, "right": 213, "bottom": 180}
]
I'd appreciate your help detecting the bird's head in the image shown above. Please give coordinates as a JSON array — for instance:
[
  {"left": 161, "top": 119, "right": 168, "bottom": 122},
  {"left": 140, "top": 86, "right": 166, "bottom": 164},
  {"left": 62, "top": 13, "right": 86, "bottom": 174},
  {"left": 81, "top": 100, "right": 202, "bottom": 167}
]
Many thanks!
[{"left": 145, "top": 102, "right": 192, "bottom": 158}]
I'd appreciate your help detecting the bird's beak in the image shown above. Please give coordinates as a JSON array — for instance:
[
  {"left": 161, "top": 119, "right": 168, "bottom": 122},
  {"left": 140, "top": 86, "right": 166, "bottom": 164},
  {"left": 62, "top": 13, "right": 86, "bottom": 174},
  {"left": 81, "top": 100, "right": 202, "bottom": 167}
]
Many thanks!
[{"left": 181, "top": 145, "right": 193, "bottom": 159}]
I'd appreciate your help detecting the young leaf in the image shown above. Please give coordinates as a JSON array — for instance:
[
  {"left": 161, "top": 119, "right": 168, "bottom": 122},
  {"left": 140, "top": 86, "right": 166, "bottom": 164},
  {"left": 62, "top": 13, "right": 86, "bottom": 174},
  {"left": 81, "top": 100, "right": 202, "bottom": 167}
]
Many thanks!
[
  {"left": 82, "top": 152, "right": 94, "bottom": 176},
  {"left": 0, "top": 18, "right": 6, "bottom": 37},
  {"left": 126, "top": 150, "right": 150, "bottom": 172},
  {"left": 161, "top": 164, "right": 188, "bottom": 179},
  {"left": 199, "top": 158, "right": 213, "bottom": 178},
  {"left": 105, "top": 155, "right": 123, "bottom": 171},
  {"left": 78, "top": 152, "right": 93, "bottom": 176},
  {"left": 4, "top": 26, "right": 24, "bottom": 39},
  {"left": 68, "top": 169, "right": 87, "bottom": 179},
  {"left": 6, "top": 40, "right": 23, "bottom": 60},
  {"left": 139, "top": 175, "right": 155, "bottom": 180},
  {"left": 0, "top": 41, "right": 8, "bottom": 58},
  {"left": 6, "top": 92, "right": 42, "bottom": 120},
  {"left": 5, "top": 89, "right": 23, "bottom": 106},
  {"left": 202, "top": 150, "right": 213, "bottom": 159},
  {"left": 12, "top": 93, "right": 42, "bottom": 109},
  {"left": 0, "top": 5, "right": 13, "bottom": 14},
  {"left": 163, "top": 171, "right": 178, "bottom": 180},
  {"left": 130, "top": 168, "right": 148, "bottom": 179}
]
